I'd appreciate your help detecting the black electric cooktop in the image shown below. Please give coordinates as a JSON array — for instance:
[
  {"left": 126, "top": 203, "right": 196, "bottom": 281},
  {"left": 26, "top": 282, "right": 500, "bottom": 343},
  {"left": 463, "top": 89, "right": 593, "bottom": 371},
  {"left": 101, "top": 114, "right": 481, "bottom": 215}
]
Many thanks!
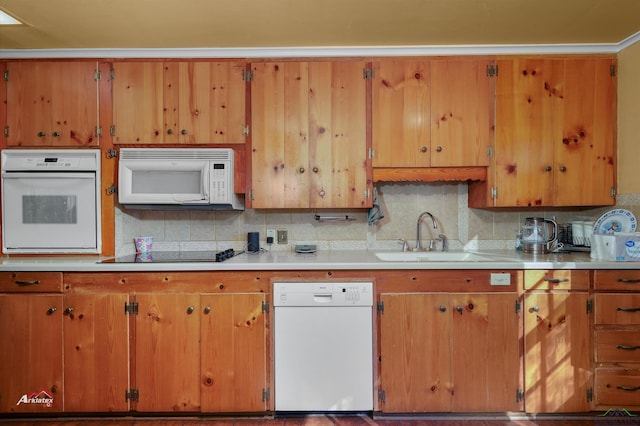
[{"left": 102, "top": 249, "right": 243, "bottom": 263}]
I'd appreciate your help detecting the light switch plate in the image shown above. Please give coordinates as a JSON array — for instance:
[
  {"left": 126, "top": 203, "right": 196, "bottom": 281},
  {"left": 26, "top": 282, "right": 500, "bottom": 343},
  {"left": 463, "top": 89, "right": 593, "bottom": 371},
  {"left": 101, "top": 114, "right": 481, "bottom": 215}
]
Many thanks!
[{"left": 490, "top": 273, "right": 511, "bottom": 286}]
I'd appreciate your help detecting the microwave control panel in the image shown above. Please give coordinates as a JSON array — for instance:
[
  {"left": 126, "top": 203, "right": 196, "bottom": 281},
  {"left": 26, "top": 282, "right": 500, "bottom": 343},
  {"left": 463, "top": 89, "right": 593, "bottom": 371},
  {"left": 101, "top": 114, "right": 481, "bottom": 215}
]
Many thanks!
[{"left": 209, "top": 161, "right": 232, "bottom": 203}]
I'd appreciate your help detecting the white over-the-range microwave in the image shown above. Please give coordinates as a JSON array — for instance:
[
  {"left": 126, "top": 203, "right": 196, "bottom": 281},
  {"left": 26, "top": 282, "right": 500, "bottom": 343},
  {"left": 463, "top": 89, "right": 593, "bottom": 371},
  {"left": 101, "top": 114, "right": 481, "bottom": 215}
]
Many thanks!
[{"left": 118, "top": 148, "right": 244, "bottom": 210}]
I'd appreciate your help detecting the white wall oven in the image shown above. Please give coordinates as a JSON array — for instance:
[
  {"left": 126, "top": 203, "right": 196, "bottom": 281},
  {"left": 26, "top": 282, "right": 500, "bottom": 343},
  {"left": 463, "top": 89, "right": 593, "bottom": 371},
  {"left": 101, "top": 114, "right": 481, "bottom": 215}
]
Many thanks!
[{"left": 1, "top": 149, "right": 101, "bottom": 254}]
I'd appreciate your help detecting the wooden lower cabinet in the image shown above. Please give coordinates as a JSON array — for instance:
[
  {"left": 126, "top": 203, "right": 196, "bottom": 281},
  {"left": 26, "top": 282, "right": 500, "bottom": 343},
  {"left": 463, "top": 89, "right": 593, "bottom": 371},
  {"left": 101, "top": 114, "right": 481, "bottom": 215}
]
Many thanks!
[
  {"left": 378, "top": 292, "right": 521, "bottom": 412},
  {"left": 63, "top": 293, "right": 130, "bottom": 412},
  {"left": 523, "top": 292, "right": 592, "bottom": 413},
  {"left": 135, "top": 292, "right": 267, "bottom": 413},
  {"left": 0, "top": 294, "right": 63, "bottom": 413}
]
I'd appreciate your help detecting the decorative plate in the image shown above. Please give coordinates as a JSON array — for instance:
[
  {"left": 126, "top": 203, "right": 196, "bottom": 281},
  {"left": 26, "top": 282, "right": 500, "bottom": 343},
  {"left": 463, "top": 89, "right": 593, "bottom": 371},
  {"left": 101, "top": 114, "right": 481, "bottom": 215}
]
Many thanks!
[{"left": 593, "top": 209, "right": 637, "bottom": 234}]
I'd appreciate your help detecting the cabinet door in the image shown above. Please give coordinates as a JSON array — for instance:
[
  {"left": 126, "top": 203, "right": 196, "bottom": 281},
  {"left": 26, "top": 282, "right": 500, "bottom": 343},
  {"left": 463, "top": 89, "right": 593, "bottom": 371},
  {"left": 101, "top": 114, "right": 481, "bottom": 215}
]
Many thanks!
[
  {"left": 524, "top": 292, "right": 592, "bottom": 412},
  {"left": 554, "top": 58, "right": 616, "bottom": 206},
  {"left": 494, "top": 58, "right": 563, "bottom": 207},
  {"left": 112, "top": 62, "right": 164, "bottom": 144},
  {"left": 450, "top": 293, "right": 522, "bottom": 412},
  {"left": 63, "top": 294, "right": 130, "bottom": 412},
  {"left": 166, "top": 62, "right": 247, "bottom": 144},
  {"left": 135, "top": 293, "right": 200, "bottom": 411},
  {"left": 251, "top": 61, "right": 310, "bottom": 208},
  {"left": 6, "top": 62, "right": 98, "bottom": 147},
  {"left": 308, "top": 61, "right": 369, "bottom": 208},
  {"left": 200, "top": 293, "right": 267, "bottom": 412},
  {"left": 379, "top": 293, "right": 451, "bottom": 412},
  {"left": 0, "top": 294, "right": 63, "bottom": 412},
  {"left": 372, "top": 60, "right": 431, "bottom": 167},
  {"left": 431, "top": 59, "right": 493, "bottom": 167}
]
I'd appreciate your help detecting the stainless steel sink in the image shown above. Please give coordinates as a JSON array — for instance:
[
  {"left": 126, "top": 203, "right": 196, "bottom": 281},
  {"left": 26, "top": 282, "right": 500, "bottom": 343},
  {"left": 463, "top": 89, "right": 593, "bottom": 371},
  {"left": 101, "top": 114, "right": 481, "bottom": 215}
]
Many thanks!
[{"left": 374, "top": 251, "right": 493, "bottom": 262}]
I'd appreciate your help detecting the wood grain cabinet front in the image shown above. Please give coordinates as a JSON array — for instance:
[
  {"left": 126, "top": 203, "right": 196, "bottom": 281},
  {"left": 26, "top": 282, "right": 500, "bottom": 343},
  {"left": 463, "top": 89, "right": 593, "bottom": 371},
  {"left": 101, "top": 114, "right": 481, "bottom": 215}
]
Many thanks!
[
  {"left": 0, "top": 272, "right": 63, "bottom": 293},
  {"left": 250, "top": 60, "right": 370, "bottom": 209},
  {"left": 111, "top": 61, "right": 247, "bottom": 145},
  {"left": 5, "top": 61, "right": 99, "bottom": 147},
  {"left": 377, "top": 291, "right": 521, "bottom": 413}
]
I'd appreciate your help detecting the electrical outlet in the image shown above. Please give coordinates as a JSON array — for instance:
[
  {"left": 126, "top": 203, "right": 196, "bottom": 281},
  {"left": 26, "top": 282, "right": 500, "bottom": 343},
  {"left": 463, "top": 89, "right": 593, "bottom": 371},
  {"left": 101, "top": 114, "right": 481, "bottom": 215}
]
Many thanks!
[
  {"left": 277, "top": 229, "right": 288, "bottom": 244},
  {"left": 266, "top": 229, "right": 276, "bottom": 244}
]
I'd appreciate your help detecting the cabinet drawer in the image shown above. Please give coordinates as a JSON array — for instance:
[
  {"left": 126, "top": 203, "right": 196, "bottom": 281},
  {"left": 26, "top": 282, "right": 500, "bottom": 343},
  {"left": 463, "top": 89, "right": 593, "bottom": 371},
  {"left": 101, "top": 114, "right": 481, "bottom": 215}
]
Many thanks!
[
  {"left": 595, "top": 331, "right": 640, "bottom": 362},
  {"left": 595, "top": 294, "right": 640, "bottom": 325},
  {"left": 594, "top": 270, "right": 640, "bottom": 291},
  {"left": 0, "top": 272, "right": 63, "bottom": 293},
  {"left": 524, "top": 270, "right": 590, "bottom": 290},
  {"left": 595, "top": 369, "right": 640, "bottom": 407}
]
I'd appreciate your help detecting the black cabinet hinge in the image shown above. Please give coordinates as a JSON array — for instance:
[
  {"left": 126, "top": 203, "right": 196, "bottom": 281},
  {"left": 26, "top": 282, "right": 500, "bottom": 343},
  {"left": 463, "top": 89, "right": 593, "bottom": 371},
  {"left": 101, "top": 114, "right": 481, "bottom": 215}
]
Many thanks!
[
  {"left": 486, "top": 64, "right": 498, "bottom": 77},
  {"left": 515, "top": 300, "right": 522, "bottom": 314},
  {"left": 243, "top": 70, "right": 253, "bottom": 81},
  {"left": 377, "top": 301, "right": 384, "bottom": 314},
  {"left": 262, "top": 388, "right": 270, "bottom": 402},
  {"left": 610, "top": 64, "right": 616, "bottom": 77},
  {"left": 106, "top": 149, "right": 118, "bottom": 159},
  {"left": 125, "top": 301, "right": 138, "bottom": 315},
  {"left": 4, "top": 70, "right": 8, "bottom": 81},
  {"left": 94, "top": 69, "right": 102, "bottom": 81},
  {"left": 363, "top": 67, "right": 375, "bottom": 80},
  {"left": 587, "top": 299, "right": 593, "bottom": 315},
  {"left": 587, "top": 387, "right": 593, "bottom": 403},
  {"left": 262, "top": 301, "right": 269, "bottom": 313},
  {"left": 125, "top": 388, "right": 139, "bottom": 402},
  {"left": 107, "top": 185, "right": 117, "bottom": 196},
  {"left": 516, "top": 389, "right": 524, "bottom": 403},
  {"left": 378, "top": 389, "right": 386, "bottom": 403}
]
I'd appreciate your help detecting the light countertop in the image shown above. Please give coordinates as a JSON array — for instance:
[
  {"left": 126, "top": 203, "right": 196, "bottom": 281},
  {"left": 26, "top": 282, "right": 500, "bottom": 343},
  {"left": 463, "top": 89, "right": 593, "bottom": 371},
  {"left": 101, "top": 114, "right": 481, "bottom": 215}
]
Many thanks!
[{"left": 0, "top": 249, "right": 638, "bottom": 272}]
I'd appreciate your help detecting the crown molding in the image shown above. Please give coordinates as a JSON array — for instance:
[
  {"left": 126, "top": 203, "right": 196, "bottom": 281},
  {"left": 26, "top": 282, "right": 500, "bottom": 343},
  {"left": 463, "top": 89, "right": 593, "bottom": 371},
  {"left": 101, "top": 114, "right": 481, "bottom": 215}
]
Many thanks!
[{"left": 1, "top": 32, "right": 639, "bottom": 59}]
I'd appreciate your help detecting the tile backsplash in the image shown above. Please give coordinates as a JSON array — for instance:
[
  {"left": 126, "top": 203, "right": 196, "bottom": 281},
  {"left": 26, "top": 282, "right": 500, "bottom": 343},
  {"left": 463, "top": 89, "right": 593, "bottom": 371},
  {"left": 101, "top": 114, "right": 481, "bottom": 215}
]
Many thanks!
[{"left": 115, "top": 183, "right": 640, "bottom": 255}]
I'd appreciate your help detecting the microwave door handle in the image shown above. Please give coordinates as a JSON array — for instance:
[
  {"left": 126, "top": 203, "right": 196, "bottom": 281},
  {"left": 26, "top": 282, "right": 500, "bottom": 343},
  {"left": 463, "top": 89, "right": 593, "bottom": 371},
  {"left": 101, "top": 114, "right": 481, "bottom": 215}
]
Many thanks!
[{"left": 201, "top": 165, "right": 210, "bottom": 201}]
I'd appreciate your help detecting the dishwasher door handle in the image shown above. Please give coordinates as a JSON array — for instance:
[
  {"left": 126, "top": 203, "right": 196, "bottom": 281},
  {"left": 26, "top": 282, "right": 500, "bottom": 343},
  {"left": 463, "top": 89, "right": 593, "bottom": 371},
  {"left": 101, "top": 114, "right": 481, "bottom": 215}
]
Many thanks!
[{"left": 313, "top": 293, "right": 333, "bottom": 303}]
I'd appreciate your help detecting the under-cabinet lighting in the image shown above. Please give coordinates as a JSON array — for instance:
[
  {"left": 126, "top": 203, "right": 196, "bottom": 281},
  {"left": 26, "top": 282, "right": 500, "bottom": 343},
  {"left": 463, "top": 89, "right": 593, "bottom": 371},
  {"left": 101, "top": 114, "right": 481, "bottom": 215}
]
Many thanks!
[{"left": 0, "top": 9, "right": 21, "bottom": 25}]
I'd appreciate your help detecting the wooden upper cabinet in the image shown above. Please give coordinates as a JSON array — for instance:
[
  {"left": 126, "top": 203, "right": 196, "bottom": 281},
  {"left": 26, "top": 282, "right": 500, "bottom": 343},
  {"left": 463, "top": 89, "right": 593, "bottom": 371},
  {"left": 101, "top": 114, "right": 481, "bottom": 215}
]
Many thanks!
[
  {"left": 372, "top": 58, "right": 493, "bottom": 169},
  {"left": 250, "top": 60, "right": 370, "bottom": 209},
  {"left": 6, "top": 61, "right": 99, "bottom": 147},
  {"left": 490, "top": 57, "right": 616, "bottom": 208},
  {"left": 430, "top": 58, "right": 493, "bottom": 167},
  {"left": 112, "top": 61, "right": 247, "bottom": 144},
  {"left": 372, "top": 60, "right": 431, "bottom": 168}
]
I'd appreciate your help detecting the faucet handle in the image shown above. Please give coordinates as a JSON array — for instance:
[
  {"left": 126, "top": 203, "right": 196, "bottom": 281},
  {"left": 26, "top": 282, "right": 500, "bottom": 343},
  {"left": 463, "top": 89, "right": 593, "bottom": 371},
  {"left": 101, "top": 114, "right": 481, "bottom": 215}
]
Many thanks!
[
  {"left": 398, "top": 238, "right": 410, "bottom": 252},
  {"left": 428, "top": 240, "right": 436, "bottom": 251}
]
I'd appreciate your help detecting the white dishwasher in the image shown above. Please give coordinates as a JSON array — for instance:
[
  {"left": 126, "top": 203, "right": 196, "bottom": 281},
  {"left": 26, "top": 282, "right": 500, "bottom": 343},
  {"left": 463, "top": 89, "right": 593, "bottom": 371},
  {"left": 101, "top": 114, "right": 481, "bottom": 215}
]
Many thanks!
[{"left": 273, "top": 281, "right": 373, "bottom": 412}]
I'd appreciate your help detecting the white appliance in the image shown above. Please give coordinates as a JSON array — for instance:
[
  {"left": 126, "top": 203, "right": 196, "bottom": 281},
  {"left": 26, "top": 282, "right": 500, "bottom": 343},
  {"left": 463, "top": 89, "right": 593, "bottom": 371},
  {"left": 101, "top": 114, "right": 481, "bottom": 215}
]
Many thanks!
[
  {"left": 1, "top": 149, "right": 101, "bottom": 254},
  {"left": 118, "top": 148, "right": 244, "bottom": 210},
  {"left": 273, "top": 281, "right": 373, "bottom": 412}
]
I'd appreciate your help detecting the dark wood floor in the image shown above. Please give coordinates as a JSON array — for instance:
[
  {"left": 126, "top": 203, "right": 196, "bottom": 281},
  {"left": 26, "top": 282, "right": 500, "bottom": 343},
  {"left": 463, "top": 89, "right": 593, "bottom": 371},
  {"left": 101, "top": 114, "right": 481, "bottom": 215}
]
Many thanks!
[{"left": 0, "top": 414, "right": 604, "bottom": 425}]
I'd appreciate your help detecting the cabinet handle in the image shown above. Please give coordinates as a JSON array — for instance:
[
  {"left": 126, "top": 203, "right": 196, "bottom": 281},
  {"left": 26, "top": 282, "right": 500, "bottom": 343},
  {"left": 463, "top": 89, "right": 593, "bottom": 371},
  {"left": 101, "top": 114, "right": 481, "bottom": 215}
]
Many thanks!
[
  {"left": 312, "top": 167, "right": 319, "bottom": 173},
  {"left": 532, "top": 306, "right": 540, "bottom": 313},
  {"left": 616, "top": 307, "right": 640, "bottom": 313},
  {"left": 299, "top": 167, "right": 305, "bottom": 174},
  {"left": 203, "top": 306, "right": 211, "bottom": 314},
  {"left": 14, "top": 280, "right": 40, "bottom": 286},
  {"left": 456, "top": 306, "right": 463, "bottom": 314},
  {"left": 616, "top": 385, "right": 640, "bottom": 392},
  {"left": 616, "top": 345, "right": 640, "bottom": 351},
  {"left": 47, "top": 307, "right": 57, "bottom": 315},
  {"left": 544, "top": 278, "right": 569, "bottom": 284},
  {"left": 186, "top": 306, "right": 195, "bottom": 314},
  {"left": 420, "top": 146, "right": 427, "bottom": 153},
  {"left": 64, "top": 307, "right": 74, "bottom": 315},
  {"left": 559, "top": 166, "right": 567, "bottom": 172},
  {"left": 436, "top": 146, "right": 443, "bottom": 152},
  {"left": 439, "top": 305, "right": 447, "bottom": 312},
  {"left": 545, "top": 166, "right": 552, "bottom": 172},
  {"left": 618, "top": 278, "right": 640, "bottom": 284},
  {"left": 167, "top": 129, "right": 174, "bottom": 135},
  {"left": 181, "top": 129, "right": 187, "bottom": 135},
  {"left": 52, "top": 131, "right": 60, "bottom": 137},
  {"left": 37, "top": 131, "right": 46, "bottom": 137}
]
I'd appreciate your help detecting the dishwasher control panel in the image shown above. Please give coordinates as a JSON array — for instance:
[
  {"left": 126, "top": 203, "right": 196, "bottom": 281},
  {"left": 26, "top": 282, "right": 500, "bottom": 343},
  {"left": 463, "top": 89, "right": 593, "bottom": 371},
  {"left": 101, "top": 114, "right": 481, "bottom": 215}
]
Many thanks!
[{"left": 273, "top": 281, "right": 373, "bottom": 307}]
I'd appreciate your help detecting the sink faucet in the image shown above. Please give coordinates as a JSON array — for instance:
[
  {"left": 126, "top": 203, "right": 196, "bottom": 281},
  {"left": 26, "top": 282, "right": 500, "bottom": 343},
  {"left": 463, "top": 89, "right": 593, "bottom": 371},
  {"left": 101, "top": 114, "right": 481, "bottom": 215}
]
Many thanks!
[{"left": 416, "top": 211, "right": 438, "bottom": 251}]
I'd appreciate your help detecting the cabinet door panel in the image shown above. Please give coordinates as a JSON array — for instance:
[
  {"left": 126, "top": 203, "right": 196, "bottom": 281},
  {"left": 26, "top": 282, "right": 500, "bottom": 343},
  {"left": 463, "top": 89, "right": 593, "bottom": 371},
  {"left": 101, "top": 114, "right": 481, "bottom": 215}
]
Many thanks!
[
  {"left": 379, "top": 293, "right": 451, "bottom": 412},
  {"left": 63, "top": 294, "right": 129, "bottom": 412},
  {"left": 0, "top": 295, "right": 63, "bottom": 412},
  {"left": 372, "top": 60, "right": 431, "bottom": 167},
  {"left": 494, "top": 59, "right": 563, "bottom": 207},
  {"left": 135, "top": 293, "right": 200, "bottom": 412},
  {"left": 451, "top": 294, "right": 521, "bottom": 412},
  {"left": 207, "top": 62, "right": 247, "bottom": 144},
  {"left": 309, "top": 61, "right": 368, "bottom": 208},
  {"left": 251, "top": 62, "right": 310, "bottom": 208},
  {"left": 431, "top": 59, "right": 492, "bottom": 167},
  {"left": 524, "top": 292, "right": 592, "bottom": 412},
  {"left": 555, "top": 58, "right": 616, "bottom": 206},
  {"left": 112, "top": 62, "right": 164, "bottom": 144},
  {"left": 201, "top": 293, "right": 266, "bottom": 412}
]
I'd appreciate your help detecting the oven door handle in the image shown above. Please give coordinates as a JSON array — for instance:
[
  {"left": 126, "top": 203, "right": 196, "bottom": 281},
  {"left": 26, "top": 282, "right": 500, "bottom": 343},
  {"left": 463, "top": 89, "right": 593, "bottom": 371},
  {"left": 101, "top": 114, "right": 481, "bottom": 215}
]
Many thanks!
[{"left": 2, "top": 172, "right": 95, "bottom": 179}]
